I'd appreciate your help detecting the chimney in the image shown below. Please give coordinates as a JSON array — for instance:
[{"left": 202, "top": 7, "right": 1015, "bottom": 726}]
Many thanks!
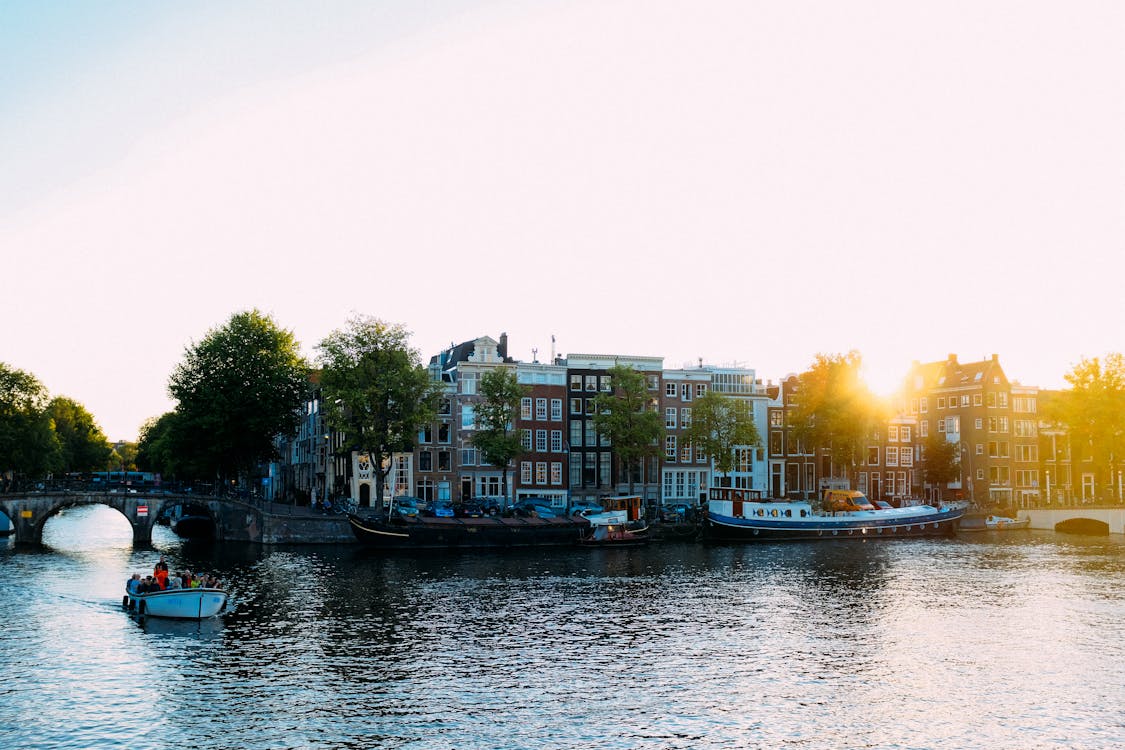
[
  {"left": 498, "top": 332, "right": 508, "bottom": 359},
  {"left": 948, "top": 353, "right": 958, "bottom": 364},
  {"left": 991, "top": 353, "right": 998, "bottom": 362}
]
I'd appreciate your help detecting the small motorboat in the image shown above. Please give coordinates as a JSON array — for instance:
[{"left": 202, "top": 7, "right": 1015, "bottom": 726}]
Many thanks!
[
  {"left": 124, "top": 587, "right": 228, "bottom": 619},
  {"left": 577, "top": 509, "right": 650, "bottom": 547},
  {"left": 984, "top": 515, "right": 1030, "bottom": 530}
]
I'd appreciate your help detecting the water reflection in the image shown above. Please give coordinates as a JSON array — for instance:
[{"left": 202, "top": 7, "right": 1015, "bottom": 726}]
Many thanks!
[{"left": 2, "top": 507, "right": 1125, "bottom": 749}]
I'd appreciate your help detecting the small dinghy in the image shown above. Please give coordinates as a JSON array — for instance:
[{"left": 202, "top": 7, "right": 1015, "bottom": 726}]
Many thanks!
[{"left": 124, "top": 587, "right": 228, "bottom": 619}]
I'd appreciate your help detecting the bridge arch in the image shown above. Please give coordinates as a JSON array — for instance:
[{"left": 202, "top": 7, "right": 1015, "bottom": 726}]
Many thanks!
[
  {"left": 0, "top": 493, "right": 176, "bottom": 546},
  {"left": 1054, "top": 517, "right": 1110, "bottom": 535}
]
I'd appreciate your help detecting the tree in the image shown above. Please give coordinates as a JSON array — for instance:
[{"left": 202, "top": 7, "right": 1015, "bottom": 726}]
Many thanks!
[
  {"left": 316, "top": 315, "right": 443, "bottom": 511},
  {"left": 471, "top": 368, "right": 528, "bottom": 508},
  {"left": 683, "top": 390, "right": 761, "bottom": 483},
  {"left": 919, "top": 433, "right": 960, "bottom": 501},
  {"left": 787, "top": 351, "right": 885, "bottom": 482},
  {"left": 168, "top": 309, "right": 309, "bottom": 484},
  {"left": 1051, "top": 353, "right": 1125, "bottom": 500},
  {"left": 0, "top": 362, "right": 60, "bottom": 486},
  {"left": 47, "top": 396, "right": 112, "bottom": 473},
  {"left": 592, "top": 364, "right": 663, "bottom": 494}
]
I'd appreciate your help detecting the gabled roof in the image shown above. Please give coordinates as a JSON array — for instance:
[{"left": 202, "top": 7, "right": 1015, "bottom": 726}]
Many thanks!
[{"left": 909, "top": 353, "right": 1008, "bottom": 391}]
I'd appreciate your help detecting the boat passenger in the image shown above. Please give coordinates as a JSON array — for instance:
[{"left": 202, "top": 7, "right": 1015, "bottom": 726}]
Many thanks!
[
  {"left": 154, "top": 556, "right": 169, "bottom": 589},
  {"left": 167, "top": 575, "right": 182, "bottom": 590},
  {"left": 126, "top": 574, "right": 141, "bottom": 596}
]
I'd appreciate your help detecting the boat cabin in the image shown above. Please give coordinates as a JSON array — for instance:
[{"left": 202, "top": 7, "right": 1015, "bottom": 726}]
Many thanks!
[{"left": 601, "top": 496, "right": 644, "bottom": 522}]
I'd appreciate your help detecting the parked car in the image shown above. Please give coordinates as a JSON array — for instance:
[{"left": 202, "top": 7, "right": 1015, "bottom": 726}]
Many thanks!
[
  {"left": 387, "top": 496, "right": 424, "bottom": 517},
  {"left": 661, "top": 503, "right": 694, "bottom": 522},
  {"left": 430, "top": 500, "right": 455, "bottom": 518},
  {"left": 511, "top": 498, "right": 559, "bottom": 518},
  {"left": 567, "top": 500, "right": 604, "bottom": 516}
]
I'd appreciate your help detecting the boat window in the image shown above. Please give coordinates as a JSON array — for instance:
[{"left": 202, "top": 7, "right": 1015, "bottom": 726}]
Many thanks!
[
  {"left": 800, "top": 510, "right": 807, "bottom": 517},
  {"left": 784, "top": 510, "right": 792, "bottom": 517}
]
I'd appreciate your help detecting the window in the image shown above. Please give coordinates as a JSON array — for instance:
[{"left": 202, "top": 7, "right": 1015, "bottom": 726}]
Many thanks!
[
  {"left": 998, "top": 392, "right": 1009, "bottom": 408},
  {"left": 770, "top": 411, "right": 784, "bottom": 427},
  {"left": 888, "top": 426, "right": 899, "bottom": 442},
  {"left": 461, "top": 447, "right": 477, "bottom": 466},
  {"left": 666, "top": 382, "right": 677, "bottom": 398},
  {"left": 868, "top": 446, "right": 879, "bottom": 465},
  {"left": 418, "top": 477, "right": 435, "bottom": 503},
  {"left": 418, "top": 451, "right": 432, "bottom": 471},
  {"left": 600, "top": 376, "right": 612, "bottom": 392},
  {"left": 900, "top": 448, "right": 913, "bottom": 467},
  {"left": 461, "top": 404, "right": 475, "bottom": 430},
  {"left": 585, "top": 426, "right": 597, "bottom": 447},
  {"left": 599, "top": 453, "right": 611, "bottom": 486},
  {"left": 535, "top": 398, "right": 547, "bottom": 420},
  {"left": 974, "top": 393, "right": 983, "bottom": 406},
  {"left": 938, "top": 418, "right": 945, "bottom": 433},
  {"left": 919, "top": 420, "right": 928, "bottom": 437},
  {"left": 550, "top": 399, "right": 562, "bottom": 421},
  {"left": 570, "top": 398, "right": 582, "bottom": 415},
  {"left": 1016, "top": 444, "right": 1038, "bottom": 462},
  {"left": 536, "top": 462, "right": 548, "bottom": 485},
  {"left": 585, "top": 399, "right": 595, "bottom": 416},
  {"left": 460, "top": 373, "right": 477, "bottom": 395},
  {"left": 681, "top": 407, "right": 692, "bottom": 428},
  {"left": 437, "top": 451, "right": 451, "bottom": 471},
  {"left": 438, "top": 423, "right": 450, "bottom": 444},
  {"left": 419, "top": 426, "right": 432, "bottom": 444},
  {"left": 570, "top": 374, "right": 583, "bottom": 391},
  {"left": 521, "top": 430, "right": 532, "bottom": 451},
  {"left": 681, "top": 444, "right": 692, "bottom": 463},
  {"left": 937, "top": 397, "right": 945, "bottom": 409},
  {"left": 696, "top": 384, "right": 707, "bottom": 398},
  {"left": 886, "top": 447, "right": 899, "bottom": 467},
  {"left": 681, "top": 383, "right": 693, "bottom": 401},
  {"left": 570, "top": 457, "right": 582, "bottom": 487},
  {"left": 961, "top": 395, "right": 970, "bottom": 407},
  {"left": 1014, "top": 420, "right": 1036, "bottom": 438},
  {"left": 521, "top": 398, "right": 533, "bottom": 420},
  {"left": 920, "top": 397, "right": 928, "bottom": 413},
  {"left": 697, "top": 447, "right": 707, "bottom": 463},
  {"left": 770, "top": 431, "right": 782, "bottom": 455},
  {"left": 666, "top": 435, "right": 677, "bottom": 459},
  {"left": 986, "top": 392, "right": 996, "bottom": 407},
  {"left": 536, "top": 430, "right": 547, "bottom": 452},
  {"left": 647, "top": 375, "right": 659, "bottom": 391},
  {"left": 946, "top": 416, "right": 960, "bottom": 433},
  {"left": 900, "top": 426, "right": 911, "bottom": 442},
  {"left": 975, "top": 418, "right": 983, "bottom": 429},
  {"left": 570, "top": 421, "right": 582, "bottom": 448},
  {"left": 666, "top": 408, "right": 677, "bottom": 429},
  {"left": 585, "top": 375, "right": 598, "bottom": 392},
  {"left": 521, "top": 462, "right": 532, "bottom": 483},
  {"left": 551, "top": 430, "right": 562, "bottom": 452},
  {"left": 551, "top": 462, "right": 563, "bottom": 485},
  {"left": 909, "top": 399, "right": 918, "bottom": 414},
  {"left": 439, "top": 398, "right": 451, "bottom": 415}
]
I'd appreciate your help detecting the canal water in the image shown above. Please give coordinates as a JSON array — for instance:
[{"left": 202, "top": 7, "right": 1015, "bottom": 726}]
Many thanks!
[{"left": 2, "top": 506, "right": 1124, "bottom": 750}]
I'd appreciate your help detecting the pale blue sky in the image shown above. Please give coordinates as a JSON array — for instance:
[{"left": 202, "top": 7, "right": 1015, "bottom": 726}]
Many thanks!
[{"left": 3, "top": 1, "right": 1123, "bottom": 440}]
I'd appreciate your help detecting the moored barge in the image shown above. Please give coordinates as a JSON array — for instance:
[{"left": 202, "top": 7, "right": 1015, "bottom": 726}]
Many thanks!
[{"left": 704, "top": 487, "right": 963, "bottom": 542}]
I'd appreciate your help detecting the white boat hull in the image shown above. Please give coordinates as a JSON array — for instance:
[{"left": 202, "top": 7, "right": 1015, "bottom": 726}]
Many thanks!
[{"left": 125, "top": 588, "right": 227, "bottom": 619}]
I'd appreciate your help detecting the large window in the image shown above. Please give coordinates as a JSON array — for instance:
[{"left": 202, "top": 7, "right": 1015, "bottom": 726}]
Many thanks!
[
  {"left": 666, "top": 435, "right": 677, "bottom": 459},
  {"left": 536, "top": 429, "right": 547, "bottom": 452},
  {"left": 551, "top": 462, "right": 563, "bottom": 485},
  {"left": 550, "top": 399, "right": 563, "bottom": 421},
  {"left": 418, "top": 451, "right": 432, "bottom": 471},
  {"left": 551, "top": 430, "right": 563, "bottom": 452},
  {"left": 536, "top": 398, "right": 547, "bottom": 420},
  {"left": 681, "top": 407, "right": 692, "bottom": 428},
  {"left": 536, "top": 462, "right": 548, "bottom": 485},
  {"left": 461, "top": 373, "right": 477, "bottom": 395},
  {"left": 521, "top": 398, "right": 533, "bottom": 420},
  {"left": 461, "top": 404, "right": 475, "bottom": 430},
  {"left": 665, "top": 408, "right": 677, "bottom": 429},
  {"left": 521, "top": 462, "right": 532, "bottom": 483}
]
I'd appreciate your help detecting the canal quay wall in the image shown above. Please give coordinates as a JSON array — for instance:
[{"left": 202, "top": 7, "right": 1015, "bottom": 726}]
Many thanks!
[
  {"left": 224, "top": 504, "right": 355, "bottom": 545},
  {"left": 1021, "top": 506, "right": 1125, "bottom": 535}
]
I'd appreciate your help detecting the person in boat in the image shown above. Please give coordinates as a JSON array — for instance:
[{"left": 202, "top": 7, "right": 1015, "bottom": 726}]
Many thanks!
[
  {"left": 126, "top": 574, "right": 141, "bottom": 596},
  {"left": 166, "top": 573, "right": 182, "bottom": 590},
  {"left": 153, "top": 556, "right": 169, "bottom": 589}
]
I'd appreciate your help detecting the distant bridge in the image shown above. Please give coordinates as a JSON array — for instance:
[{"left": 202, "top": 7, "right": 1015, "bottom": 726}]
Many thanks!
[
  {"left": 0, "top": 491, "right": 352, "bottom": 546},
  {"left": 1022, "top": 506, "right": 1125, "bottom": 535}
]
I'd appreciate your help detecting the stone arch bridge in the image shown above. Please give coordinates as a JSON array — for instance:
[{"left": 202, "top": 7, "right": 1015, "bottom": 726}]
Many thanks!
[
  {"left": 1022, "top": 506, "right": 1125, "bottom": 535},
  {"left": 0, "top": 492, "right": 352, "bottom": 546}
]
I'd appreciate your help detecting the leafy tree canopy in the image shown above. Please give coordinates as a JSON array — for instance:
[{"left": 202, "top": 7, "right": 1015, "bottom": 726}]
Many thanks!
[
  {"left": 592, "top": 364, "right": 663, "bottom": 493},
  {"left": 471, "top": 368, "right": 528, "bottom": 504},
  {"left": 683, "top": 390, "right": 761, "bottom": 476},
  {"left": 920, "top": 432, "right": 960, "bottom": 490},
  {"left": 47, "top": 396, "right": 112, "bottom": 473},
  {"left": 1052, "top": 353, "right": 1125, "bottom": 489},
  {"left": 316, "top": 315, "right": 442, "bottom": 508},
  {"left": 0, "top": 361, "right": 60, "bottom": 482},
  {"left": 788, "top": 351, "right": 885, "bottom": 478},
  {"left": 168, "top": 309, "right": 309, "bottom": 481}
]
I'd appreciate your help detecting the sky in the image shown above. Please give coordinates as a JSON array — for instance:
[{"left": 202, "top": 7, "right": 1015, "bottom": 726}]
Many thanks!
[{"left": 2, "top": 0, "right": 1123, "bottom": 442}]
